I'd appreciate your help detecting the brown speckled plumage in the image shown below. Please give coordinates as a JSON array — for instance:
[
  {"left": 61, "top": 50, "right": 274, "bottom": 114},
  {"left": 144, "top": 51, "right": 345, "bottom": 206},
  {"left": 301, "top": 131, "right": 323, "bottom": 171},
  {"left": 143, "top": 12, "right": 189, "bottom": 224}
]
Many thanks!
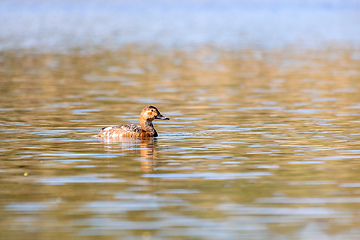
[{"left": 97, "top": 106, "right": 169, "bottom": 139}]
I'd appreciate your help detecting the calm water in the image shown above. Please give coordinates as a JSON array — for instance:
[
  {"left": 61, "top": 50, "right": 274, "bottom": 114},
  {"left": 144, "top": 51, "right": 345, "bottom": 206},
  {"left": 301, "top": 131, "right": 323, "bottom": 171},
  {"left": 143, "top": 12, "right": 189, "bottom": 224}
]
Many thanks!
[
  {"left": 1, "top": 1, "right": 360, "bottom": 240},
  {"left": 1, "top": 46, "right": 360, "bottom": 240}
]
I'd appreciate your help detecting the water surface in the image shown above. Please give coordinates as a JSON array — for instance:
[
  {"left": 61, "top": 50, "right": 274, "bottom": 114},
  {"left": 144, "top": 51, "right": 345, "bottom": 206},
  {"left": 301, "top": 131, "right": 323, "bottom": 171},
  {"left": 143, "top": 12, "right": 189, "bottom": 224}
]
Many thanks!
[
  {"left": 1, "top": 46, "right": 360, "bottom": 239},
  {"left": 1, "top": 1, "right": 360, "bottom": 240}
]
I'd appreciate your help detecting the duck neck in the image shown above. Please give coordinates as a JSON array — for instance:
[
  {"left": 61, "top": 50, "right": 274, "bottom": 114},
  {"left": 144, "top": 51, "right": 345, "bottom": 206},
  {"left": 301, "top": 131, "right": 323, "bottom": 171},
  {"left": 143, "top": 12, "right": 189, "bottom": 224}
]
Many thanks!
[{"left": 140, "top": 118, "right": 156, "bottom": 134}]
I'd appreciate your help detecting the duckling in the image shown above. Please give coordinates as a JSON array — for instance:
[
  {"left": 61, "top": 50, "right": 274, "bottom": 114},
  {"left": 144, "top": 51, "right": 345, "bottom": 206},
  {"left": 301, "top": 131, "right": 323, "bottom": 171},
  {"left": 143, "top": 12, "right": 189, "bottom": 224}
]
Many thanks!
[{"left": 97, "top": 105, "right": 169, "bottom": 138}]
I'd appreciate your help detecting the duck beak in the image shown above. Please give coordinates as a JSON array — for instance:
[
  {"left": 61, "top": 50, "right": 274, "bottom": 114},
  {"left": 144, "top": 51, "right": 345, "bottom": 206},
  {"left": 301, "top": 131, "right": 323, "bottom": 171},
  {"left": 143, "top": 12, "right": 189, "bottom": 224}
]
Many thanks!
[{"left": 155, "top": 113, "right": 170, "bottom": 120}]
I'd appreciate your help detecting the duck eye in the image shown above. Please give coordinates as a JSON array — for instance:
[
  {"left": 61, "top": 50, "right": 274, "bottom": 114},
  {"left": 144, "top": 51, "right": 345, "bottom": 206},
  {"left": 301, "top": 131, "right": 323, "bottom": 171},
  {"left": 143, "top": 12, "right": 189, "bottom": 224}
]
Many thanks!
[{"left": 150, "top": 109, "right": 154, "bottom": 112}]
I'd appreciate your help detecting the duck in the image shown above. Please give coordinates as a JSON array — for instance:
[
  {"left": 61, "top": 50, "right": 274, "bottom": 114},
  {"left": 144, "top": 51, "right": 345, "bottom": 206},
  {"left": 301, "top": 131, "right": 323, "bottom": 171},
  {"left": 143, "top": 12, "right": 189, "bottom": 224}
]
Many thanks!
[{"left": 97, "top": 105, "right": 170, "bottom": 138}]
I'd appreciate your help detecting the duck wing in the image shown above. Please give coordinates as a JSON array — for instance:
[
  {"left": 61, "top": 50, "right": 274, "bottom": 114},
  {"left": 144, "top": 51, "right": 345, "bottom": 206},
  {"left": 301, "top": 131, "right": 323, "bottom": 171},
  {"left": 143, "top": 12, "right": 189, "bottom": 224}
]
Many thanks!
[{"left": 98, "top": 124, "right": 141, "bottom": 138}]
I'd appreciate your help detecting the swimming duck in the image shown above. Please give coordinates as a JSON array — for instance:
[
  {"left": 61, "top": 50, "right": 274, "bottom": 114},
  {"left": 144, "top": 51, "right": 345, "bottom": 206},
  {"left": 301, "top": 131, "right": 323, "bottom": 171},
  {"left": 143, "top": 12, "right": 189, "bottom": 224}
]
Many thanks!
[{"left": 97, "top": 105, "right": 169, "bottom": 138}]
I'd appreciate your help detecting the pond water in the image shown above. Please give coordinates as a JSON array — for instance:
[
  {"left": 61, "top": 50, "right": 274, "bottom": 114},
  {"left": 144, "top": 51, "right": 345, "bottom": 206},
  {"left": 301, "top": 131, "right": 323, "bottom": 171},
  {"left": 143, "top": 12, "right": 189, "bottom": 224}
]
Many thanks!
[
  {"left": 2, "top": 46, "right": 360, "bottom": 240},
  {"left": 1, "top": 1, "right": 360, "bottom": 240}
]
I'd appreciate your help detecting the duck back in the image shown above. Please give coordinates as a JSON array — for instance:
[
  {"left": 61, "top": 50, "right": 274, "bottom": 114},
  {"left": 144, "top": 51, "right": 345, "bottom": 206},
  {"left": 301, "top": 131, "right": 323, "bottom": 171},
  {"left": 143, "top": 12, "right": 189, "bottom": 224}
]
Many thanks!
[{"left": 98, "top": 124, "right": 141, "bottom": 138}]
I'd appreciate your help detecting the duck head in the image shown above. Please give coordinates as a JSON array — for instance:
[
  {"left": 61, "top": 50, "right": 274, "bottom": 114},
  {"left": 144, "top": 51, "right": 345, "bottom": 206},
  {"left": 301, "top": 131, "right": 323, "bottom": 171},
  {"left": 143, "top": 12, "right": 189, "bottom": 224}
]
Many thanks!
[{"left": 141, "top": 105, "right": 170, "bottom": 122}]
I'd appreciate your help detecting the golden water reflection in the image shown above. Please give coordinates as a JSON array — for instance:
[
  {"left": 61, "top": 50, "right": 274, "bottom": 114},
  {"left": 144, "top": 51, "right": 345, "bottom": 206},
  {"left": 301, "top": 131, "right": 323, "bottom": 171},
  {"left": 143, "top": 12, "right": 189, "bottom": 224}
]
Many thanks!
[{"left": 1, "top": 45, "right": 360, "bottom": 239}]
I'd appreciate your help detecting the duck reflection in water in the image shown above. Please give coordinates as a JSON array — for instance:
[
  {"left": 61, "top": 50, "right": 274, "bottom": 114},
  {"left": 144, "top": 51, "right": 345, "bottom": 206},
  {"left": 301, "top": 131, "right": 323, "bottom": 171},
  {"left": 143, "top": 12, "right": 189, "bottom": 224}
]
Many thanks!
[{"left": 99, "top": 137, "right": 158, "bottom": 172}]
